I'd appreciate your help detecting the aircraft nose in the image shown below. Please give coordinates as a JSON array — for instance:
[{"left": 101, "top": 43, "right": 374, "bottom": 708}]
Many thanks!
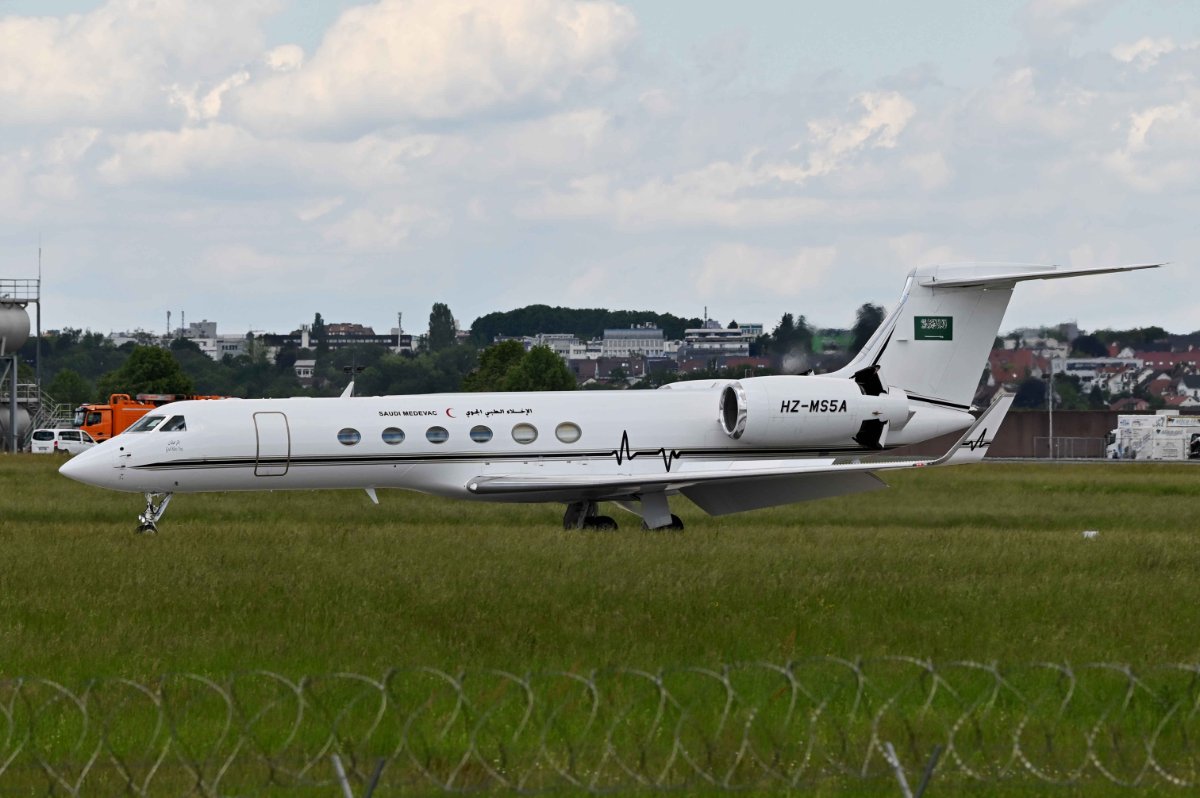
[{"left": 59, "top": 445, "right": 107, "bottom": 487}]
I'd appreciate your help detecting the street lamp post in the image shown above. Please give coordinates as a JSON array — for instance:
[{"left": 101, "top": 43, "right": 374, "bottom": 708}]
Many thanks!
[{"left": 1047, "top": 358, "right": 1055, "bottom": 460}]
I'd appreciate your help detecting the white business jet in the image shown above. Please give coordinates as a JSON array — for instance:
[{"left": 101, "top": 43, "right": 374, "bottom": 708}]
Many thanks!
[{"left": 61, "top": 262, "right": 1159, "bottom": 533}]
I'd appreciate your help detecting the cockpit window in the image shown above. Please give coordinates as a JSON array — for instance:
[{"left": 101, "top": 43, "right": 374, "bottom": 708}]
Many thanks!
[
  {"left": 126, "top": 415, "right": 166, "bottom": 433},
  {"left": 159, "top": 416, "right": 187, "bottom": 432}
]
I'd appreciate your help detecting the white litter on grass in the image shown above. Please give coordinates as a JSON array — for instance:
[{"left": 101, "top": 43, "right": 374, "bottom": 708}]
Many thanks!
[{"left": 1082, "top": 530, "right": 1099, "bottom": 539}]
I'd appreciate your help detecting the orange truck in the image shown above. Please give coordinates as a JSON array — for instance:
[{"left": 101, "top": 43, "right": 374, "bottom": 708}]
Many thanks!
[{"left": 73, "top": 394, "right": 227, "bottom": 442}]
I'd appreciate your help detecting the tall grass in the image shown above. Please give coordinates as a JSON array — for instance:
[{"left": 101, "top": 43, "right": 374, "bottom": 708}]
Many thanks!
[{"left": 1, "top": 455, "right": 1198, "bottom": 680}]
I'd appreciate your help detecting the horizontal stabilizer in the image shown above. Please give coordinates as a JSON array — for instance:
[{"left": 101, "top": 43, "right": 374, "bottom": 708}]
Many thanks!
[
  {"left": 917, "top": 262, "right": 1164, "bottom": 289},
  {"left": 944, "top": 392, "right": 1013, "bottom": 464}
]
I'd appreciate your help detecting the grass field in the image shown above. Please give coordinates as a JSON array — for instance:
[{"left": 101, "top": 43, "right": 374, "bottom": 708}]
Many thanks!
[
  {"left": 3, "top": 455, "right": 1200, "bottom": 794},
  {"left": 3, "top": 454, "right": 1200, "bottom": 678}
]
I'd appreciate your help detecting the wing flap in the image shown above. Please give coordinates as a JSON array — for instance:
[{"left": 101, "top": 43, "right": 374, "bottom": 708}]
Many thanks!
[{"left": 683, "top": 471, "right": 887, "bottom": 516}]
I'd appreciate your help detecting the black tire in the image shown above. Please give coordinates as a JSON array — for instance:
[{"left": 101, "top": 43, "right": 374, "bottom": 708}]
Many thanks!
[{"left": 642, "top": 514, "right": 685, "bottom": 532}]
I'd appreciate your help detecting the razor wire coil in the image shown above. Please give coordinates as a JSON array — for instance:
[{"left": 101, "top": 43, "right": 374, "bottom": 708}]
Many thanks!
[{"left": 3, "top": 659, "right": 1200, "bottom": 795}]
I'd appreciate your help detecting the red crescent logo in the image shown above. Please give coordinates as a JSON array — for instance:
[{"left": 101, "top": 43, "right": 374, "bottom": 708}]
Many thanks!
[{"left": 446, "top": 407, "right": 455, "bottom": 418}]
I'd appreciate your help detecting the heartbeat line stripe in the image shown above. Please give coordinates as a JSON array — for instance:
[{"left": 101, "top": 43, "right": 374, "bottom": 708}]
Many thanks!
[
  {"left": 961, "top": 427, "right": 992, "bottom": 451},
  {"left": 610, "top": 430, "right": 683, "bottom": 472}
]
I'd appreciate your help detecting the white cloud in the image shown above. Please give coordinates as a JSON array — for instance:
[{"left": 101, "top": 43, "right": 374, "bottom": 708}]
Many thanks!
[
  {"left": 1104, "top": 99, "right": 1200, "bottom": 191},
  {"left": 696, "top": 244, "right": 837, "bottom": 299},
  {"left": 98, "top": 124, "right": 259, "bottom": 184},
  {"left": 264, "top": 44, "right": 304, "bottom": 73},
  {"left": 768, "top": 92, "right": 917, "bottom": 184},
  {"left": 170, "top": 72, "right": 252, "bottom": 123},
  {"left": 1016, "top": 0, "right": 1117, "bottom": 41},
  {"left": 0, "top": 0, "right": 278, "bottom": 125},
  {"left": 230, "top": 0, "right": 637, "bottom": 135},
  {"left": 1111, "top": 37, "right": 1178, "bottom": 70},
  {"left": 320, "top": 205, "right": 449, "bottom": 252},
  {"left": 296, "top": 197, "right": 345, "bottom": 223}
]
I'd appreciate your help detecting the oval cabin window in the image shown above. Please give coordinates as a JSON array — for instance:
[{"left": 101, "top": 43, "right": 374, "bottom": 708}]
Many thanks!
[
  {"left": 511, "top": 423, "right": 538, "bottom": 444},
  {"left": 555, "top": 422, "right": 582, "bottom": 443},
  {"left": 381, "top": 427, "right": 405, "bottom": 445},
  {"left": 337, "top": 428, "right": 361, "bottom": 446},
  {"left": 470, "top": 425, "right": 493, "bottom": 443},
  {"left": 426, "top": 426, "right": 449, "bottom": 444}
]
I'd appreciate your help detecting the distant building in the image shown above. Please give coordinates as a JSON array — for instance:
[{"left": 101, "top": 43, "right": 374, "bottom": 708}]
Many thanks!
[
  {"left": 533, "top": 333, "right": 579, "bottom": 359},
  {"left": 1138, "top": 350, "right": 1200, "bottom": 370},
  {"left": 601, "top": 326, "right": 665, "bottom": 358},
  {"left": 677, "top": 327, "right": 753, "bottom": 359},
  {"left": 261, "top": 325, "right": 412, "bottom": 355},
  {"left": 179, "top": 319, "right": 217, "bottom": 339},
  {"left": 294, "top": 359, "right": 316, "bottom": 386},
  {"left": 1059, "top": 358, "right": 1143, "bottom": 391}
]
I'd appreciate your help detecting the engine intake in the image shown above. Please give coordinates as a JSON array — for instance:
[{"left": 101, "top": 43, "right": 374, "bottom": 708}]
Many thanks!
[
  {"left": 716, "top": 375, "right": 909, "bottom": 449},
  {"left": 719, "top": 383, "right": 747, "bottom": 439}
]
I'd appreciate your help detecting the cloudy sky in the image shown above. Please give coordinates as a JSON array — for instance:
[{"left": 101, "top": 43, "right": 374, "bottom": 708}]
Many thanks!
[{"left": 0, "top": 0, "right": 1196, "bottom": 338}]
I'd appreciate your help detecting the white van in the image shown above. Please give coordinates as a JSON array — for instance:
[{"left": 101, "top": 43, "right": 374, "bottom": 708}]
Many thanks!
[{"left": 30, "top": 428, "right": 97, "bottom": 455}]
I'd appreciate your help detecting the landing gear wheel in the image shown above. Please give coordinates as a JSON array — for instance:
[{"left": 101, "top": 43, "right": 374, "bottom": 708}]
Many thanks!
[
  {"left": 584, "top": 515, "right": 619, "bottom": 531},
  {"left": 136, "top": 492, "right": 173, "bottom": 534},
  {"left": 642, "top": 514, "right": 684, "bottom": 532}
]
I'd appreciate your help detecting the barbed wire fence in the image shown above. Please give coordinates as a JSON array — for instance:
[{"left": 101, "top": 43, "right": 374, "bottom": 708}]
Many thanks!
[{"left": 3, "top": 659, "right": 1200, "bottom": 795}]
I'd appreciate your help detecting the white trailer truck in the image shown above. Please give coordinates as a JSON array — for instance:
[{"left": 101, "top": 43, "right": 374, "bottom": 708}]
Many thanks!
[{"left": 1106, "top": 410, "right": 1200, "bottom": 460}]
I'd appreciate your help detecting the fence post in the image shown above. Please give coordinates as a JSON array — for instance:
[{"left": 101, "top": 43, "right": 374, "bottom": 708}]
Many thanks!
[
  {"left": 332, "top": 754, "right": 355, "bottom": 798},
  {"left": 883, "top": 742, "right": 913, "bottom": 798}
]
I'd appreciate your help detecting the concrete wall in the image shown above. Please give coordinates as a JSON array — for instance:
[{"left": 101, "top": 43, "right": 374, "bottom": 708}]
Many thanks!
[{"left": 896, "top": 410, "right": 1200, "bottom": 459}]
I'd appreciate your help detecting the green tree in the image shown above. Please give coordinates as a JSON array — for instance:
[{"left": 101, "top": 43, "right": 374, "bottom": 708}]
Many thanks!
[
  {"left": 96, "top": 346, "right": 193, "bottom": 397},
  {"left": 462, "top": 340, "right": 526, "bottom": 392},
  {"left": 1071, "top": 334, "right": 1108, "bottom": 358},
  {"left": 1013, "top": 376, "right": 1048, "bottom": 409},
  {"left": 46, "top": 369, "right": 94, "bottom": 406},
  {"left": 850, "top": 303, "right": 886, "bottom": 354},
  {"left": 428, "top": 302, "right": 457, "bottom": 352},
  {"left": 312, "top": 313, "right": 328, "bottom": 355},
  {"left": 503, "top": 346, "right": 576, "bottom": 391}
]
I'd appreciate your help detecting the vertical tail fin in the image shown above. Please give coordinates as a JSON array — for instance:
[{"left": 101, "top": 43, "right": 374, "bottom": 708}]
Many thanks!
[{"left": 833, "top": 262, "right": 1162, "bottom": 409}]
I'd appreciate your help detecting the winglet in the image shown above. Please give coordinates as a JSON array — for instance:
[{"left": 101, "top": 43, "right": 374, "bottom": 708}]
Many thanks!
[
  {"left": 340, "top": 381, "right": 355, "bottom": 398},
  {"left": 937, "top": 392, "right": 1013, "bottom": 465}
]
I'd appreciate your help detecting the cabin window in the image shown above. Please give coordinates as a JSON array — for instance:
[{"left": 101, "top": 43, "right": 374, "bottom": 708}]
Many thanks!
[
  {"left": 127, "top": 415, "right": 166, "bottom": 433},
  {"left": 337, "top": 428, "right": 361, "bottom": 446},
  {"left": 512, "top": 423, "right": 538, "bottom": 444},
  {"left": 381, "top": 427, "right": 405, "bottom": 445},
  {"left": 555, "top": 422, "right": 582, "bottom": 443},
  {"left": 470, "top": 425, "right": 493, "bottom": 443},
  {"left": 426, "top": 426, "right": 449, "bottom": 444},
  {"left": 160, "top": 416, "right": 187, "bottom": 432}
]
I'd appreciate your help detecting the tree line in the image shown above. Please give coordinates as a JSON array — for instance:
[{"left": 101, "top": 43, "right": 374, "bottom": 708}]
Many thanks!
[{"left": 18, "top": 300, "right": 901, "bottom": 406}]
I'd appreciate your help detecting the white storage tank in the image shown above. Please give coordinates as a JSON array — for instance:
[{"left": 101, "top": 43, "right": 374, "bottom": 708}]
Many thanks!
[
  {"left": 0, "top": 302, "right": 30, "bottom": 355},
  {"left": 0, "top": 405, "right": 31, "bottom": 439}
]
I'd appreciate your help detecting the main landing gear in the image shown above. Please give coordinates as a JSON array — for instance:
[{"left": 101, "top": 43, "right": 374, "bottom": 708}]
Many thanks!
[
  {"left": 562, "top": 500, "right": 686, "bottom": 532},
  {"left": 137, "top": 492, "right": 173, "bottom": 534},
  {"left": 562, "top": 500, "right": 619, "bottom": 531},
  {"left": 642, "top": 514, "right": 685, "bottom": 532}
]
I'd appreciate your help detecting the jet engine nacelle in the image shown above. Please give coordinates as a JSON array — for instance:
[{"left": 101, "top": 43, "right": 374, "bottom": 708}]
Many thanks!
[{"left": 718, "top": 375, "right": 910, "bottom": 450}]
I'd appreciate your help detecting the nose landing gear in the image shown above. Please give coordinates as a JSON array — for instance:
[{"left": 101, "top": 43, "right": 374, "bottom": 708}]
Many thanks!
[{"left": 137, "top": 492, "right": 173, "bottom": 534}]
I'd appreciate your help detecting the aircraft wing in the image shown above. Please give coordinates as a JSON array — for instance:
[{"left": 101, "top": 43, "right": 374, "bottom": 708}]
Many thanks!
[{"left": 466, "top": 392, "right": 1013, "bottom": 503}]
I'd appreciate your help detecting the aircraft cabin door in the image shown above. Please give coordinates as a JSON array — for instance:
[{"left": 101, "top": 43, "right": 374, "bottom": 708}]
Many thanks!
[{"left": 253, "top": 412, "right": 290, "bottom": 477}]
